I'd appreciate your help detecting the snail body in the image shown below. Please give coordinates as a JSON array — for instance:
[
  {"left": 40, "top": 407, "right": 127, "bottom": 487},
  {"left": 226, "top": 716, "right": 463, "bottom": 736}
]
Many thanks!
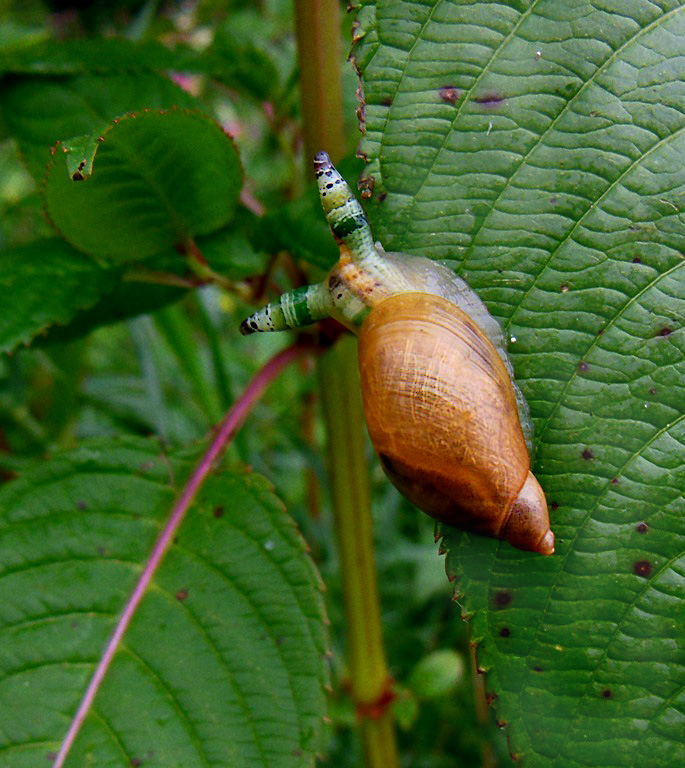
[{"left": 241, "top": 152, "right": 554, "bottom": 554}]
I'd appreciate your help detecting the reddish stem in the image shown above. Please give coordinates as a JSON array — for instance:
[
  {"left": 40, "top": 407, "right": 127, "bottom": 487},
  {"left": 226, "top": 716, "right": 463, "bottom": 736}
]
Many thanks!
[{"left": 53, "top": 341, "right": 312, "bottom": 768}]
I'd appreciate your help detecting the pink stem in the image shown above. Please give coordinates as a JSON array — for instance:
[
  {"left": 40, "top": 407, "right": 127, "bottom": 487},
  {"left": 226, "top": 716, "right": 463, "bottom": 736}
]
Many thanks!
[{"left": 53, "top": 341, "right": 312, "bottom": 767}]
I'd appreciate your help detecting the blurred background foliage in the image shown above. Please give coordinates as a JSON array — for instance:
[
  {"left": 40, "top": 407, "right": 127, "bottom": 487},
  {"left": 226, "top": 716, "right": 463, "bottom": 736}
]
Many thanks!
[{"left": 0, "top": 0, "right": 508, "bottom": 765}]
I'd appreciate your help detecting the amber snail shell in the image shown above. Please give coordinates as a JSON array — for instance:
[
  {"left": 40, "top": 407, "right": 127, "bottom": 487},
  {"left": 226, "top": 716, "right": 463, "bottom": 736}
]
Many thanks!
[{"left": 358, "top": 292, "right": 554, "bottom": 555}]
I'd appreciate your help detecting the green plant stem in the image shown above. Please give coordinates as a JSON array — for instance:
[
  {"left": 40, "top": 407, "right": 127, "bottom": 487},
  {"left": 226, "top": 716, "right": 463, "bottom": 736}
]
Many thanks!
[
  {"left": 293, "top": 0, "right": 345, "bottom": 161},
  {"left": 317, "top": 338, "right": 385, "bottom": 693},
  {"left": 294, "top": 3, "right": 398, "bottom": 763},
  {"left": 318, "top": 338, "right": 398, "bottom": 767}
]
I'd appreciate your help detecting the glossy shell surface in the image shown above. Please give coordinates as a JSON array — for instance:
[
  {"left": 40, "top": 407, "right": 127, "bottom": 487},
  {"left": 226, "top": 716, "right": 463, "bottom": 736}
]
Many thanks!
[{"left": 358, "top": 292, "right": 553, "bottom": 554}]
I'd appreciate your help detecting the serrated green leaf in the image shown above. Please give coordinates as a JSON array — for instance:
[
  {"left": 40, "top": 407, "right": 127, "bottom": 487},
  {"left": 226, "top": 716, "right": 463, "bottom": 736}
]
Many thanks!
[
  {"left": 43, "top": 109, "right": 242, "bottom": 263},
  {"left": 0, "top": 239, "right": 110, "bottom": 353},
  {"left": 0, "top": 71, "right": 198, "bottom": 181},
  {"left": 0, "top": 436, "right": 328, "bottom": 767},
  {"left": 355, "top": 1, "right": 684, "bottom": 766}
]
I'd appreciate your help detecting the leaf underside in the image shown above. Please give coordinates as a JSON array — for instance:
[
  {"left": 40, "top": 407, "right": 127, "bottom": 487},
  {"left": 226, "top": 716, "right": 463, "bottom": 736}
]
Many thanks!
[{"left": 354, "top": 2, "right": 684, "bottom": 766}]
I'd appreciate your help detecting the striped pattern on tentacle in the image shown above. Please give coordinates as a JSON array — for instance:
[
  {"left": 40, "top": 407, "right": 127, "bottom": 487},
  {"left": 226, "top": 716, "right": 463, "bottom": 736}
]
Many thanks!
[
  {"left": 314, "top": 152, "right": 376, "bottom": 268},
  {"left": 239, "top": 283, "right": 330, "bottom": 335},
  {"left": 241, "top": 152, "right": 397, "bottom": 335}
]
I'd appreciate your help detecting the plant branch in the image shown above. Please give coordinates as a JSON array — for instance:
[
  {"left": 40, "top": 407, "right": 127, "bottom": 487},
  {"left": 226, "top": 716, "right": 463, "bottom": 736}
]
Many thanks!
[
  {"left": 294, "top": 1, "right": 399, "bottom": 764},
  {"left": 52, "top": 341, "right": 313, "bottom": 768}
]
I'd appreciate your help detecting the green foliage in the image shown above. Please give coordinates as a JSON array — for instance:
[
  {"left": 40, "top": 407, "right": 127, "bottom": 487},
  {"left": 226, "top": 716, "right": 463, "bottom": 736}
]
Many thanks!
[
  {"left": 0, "top": 1, "right": 682, "bottom": 767},
  {"left": 355, "top": 1, "right": 684, "bottom": 766},
  {"left": 0, "top": 436, "right": 328, "bottom": 767},
  {"left": 0, "top": 239, "right": 110, "bottom": 352}
]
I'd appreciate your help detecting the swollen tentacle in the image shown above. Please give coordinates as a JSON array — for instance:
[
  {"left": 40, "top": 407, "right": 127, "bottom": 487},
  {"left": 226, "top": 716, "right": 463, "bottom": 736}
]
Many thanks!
[
  {"left": 314, "top": 152, "right": 376, "bottom": 267},
  {"left": 239, "top": 282, "right": 331, "bottom": 335}
]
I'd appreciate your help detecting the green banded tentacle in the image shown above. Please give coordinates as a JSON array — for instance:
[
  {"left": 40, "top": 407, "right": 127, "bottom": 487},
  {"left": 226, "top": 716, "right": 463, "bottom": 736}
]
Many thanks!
[
  {"left": 239, "top": 283, "right": 331, "bottom": 335},
  {"left": 313, "top": 152, "right": 377, "bottom": 267},
  {"left": 240, "top": 153, "right": 389, "bottom": 335}
]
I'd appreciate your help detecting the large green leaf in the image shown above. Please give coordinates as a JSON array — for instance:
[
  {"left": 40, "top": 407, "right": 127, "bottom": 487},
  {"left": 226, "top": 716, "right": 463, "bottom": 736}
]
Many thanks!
[
  {"left": 0, "top": 436, "right": 328, "bottom": 767},
  {"left": 354, "top": 2, "right": 684, "bottom": 766}
]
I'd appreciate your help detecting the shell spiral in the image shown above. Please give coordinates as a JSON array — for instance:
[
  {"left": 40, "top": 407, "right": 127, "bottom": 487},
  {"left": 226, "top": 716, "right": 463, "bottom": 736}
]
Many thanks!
[{"left": 358, "top": 292, "right": 554, "bottom": 555}]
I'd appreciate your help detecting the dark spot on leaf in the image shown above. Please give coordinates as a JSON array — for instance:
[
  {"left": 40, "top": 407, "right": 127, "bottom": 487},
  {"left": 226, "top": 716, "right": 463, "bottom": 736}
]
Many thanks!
[
  {"left": 550, "top": 196, "right": 558, "bottom": 205},
  {"left": 648, "top": 387, "right": 657, "bottom": 395},
  {"left": 486, "top": 691, "right": 497, "bottom": 705},
  {"left": 97, "top": 546, "right": 106, "bottom": 556},
  {"left": 601, "top": 688, "right": 612, "bottom": 699},
  {"left": 130, "top": 759, "right": 142, "bottom": 767},
  {"left": 632, "top": 256, "right": 641, "bottom": 263},
  {"left": 473, "top": 92, "right": 505, "bottom": 106},
  {"left": 578, "top": 361, "right": 589, "bottom": 372},
  {"left": 560, "top": 283, "right": 570, "bottom": 292},
  {"left": 213, "top": 505, "right": 224, "bottom": 518},
  {"left": 496, "top": 719, "right": 507, "bottom": 728},
  {"left": 494, "top": 590, "right": 512, "bottom": 608},
  {"left": 176, "top": 588, "right": 189, "bottom": 601},
  {"left": 611, "top": 477, "right": 619, "bottom": 485},
  {"left": 633, "top": 560, "right": 651, "bottom": 578},
  {"left": 636, "top": 522, "right": 649, "bottom": 533},
  {"left": 77, "top": 500, "right": 88, "bottom": 510},
  {"left": 550, "top": 501, "right": 560, "bottom": 511},
  {"left": 377, "top": 191, "right": 387, "bottom": 202},
  {"left": 582, "top": 448, "right": 594, "bottom": 460},
  {"left": 499, "top": 627, "right": 510, "bottom": 637},
  {"left": 46, "top": 753, "right": 57, "bottom": 761},
  {"left": 533, "top": 666, "right": 543, "bottom": 673},
  {"left": 380, "top": 96, "right": 393, "bottom": 107},
  {"left": 657, "top": 327, "right": 672, "bottom": 337},
  {"left": 438, "top": 85, "right": 461, "bottom": 104}
]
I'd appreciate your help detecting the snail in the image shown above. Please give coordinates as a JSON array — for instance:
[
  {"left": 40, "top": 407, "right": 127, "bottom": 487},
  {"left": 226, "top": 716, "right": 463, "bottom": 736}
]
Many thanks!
[{"left": 240, "top": 152, "right": 554, "bottom": 555}]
